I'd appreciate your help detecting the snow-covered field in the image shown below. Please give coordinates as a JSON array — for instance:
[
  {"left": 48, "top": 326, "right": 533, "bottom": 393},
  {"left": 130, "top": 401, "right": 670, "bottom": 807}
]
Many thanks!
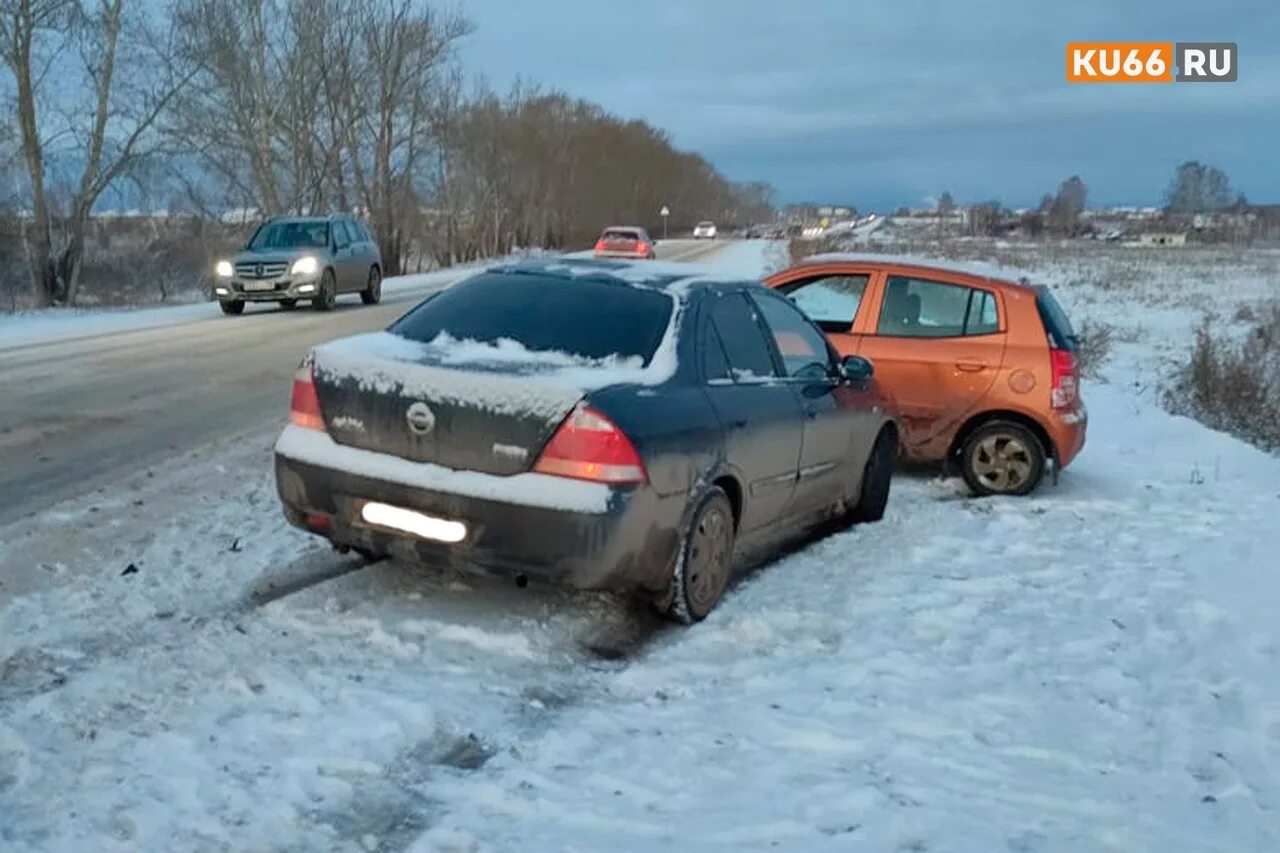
[{"left": 2, "top": 239, "right": 1279, "bottom": 852}]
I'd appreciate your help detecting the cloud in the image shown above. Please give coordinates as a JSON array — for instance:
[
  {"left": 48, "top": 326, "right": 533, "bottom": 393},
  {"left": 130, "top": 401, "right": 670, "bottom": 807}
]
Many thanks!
[{"left": 458, "top": 0, "right": 1280, "bottom": 207}]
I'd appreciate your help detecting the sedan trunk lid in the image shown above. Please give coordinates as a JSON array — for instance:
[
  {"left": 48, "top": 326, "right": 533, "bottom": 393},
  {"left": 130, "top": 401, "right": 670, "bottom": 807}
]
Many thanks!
[{"left": 310, "top": 332, "right": 596, "bottom": 476}]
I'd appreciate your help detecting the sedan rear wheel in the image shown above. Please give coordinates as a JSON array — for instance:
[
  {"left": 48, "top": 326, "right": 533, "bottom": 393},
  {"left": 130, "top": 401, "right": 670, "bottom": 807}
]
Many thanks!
[
  {"left": 660, "top": 488, "right": 735, "bottom": 624},
  {"left": 960, "top": 421, "right": 1045, "bottom": 497}
]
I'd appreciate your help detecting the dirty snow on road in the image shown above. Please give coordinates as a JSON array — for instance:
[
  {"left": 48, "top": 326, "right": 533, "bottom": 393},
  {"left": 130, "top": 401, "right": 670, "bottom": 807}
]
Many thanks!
[{"left": 3, "top": 239, "right": 1279, "bottom": 852}]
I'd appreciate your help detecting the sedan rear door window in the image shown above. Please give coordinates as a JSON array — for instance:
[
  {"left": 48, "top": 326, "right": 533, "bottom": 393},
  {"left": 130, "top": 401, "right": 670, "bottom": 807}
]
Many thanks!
[{"left": 708, "top": 293, "right": 778, "bottom": 381}]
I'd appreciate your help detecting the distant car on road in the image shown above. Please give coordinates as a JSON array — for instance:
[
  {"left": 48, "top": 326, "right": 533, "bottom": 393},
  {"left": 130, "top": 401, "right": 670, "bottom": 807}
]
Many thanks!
[
  {"left": 214, "top": 215, "right": 382, "bottom": 315},
  {"left": 593, "top": 226, "right": 656, "bottom": 260},
  {"left": 693, "top": 221, "right": 718, "bottom": 239},
  {"left": 274, "top": 258, "right": 899, "bottom": 622},
  {"left": 766, "top": 254, "right": 1087, "bottom": 496}
]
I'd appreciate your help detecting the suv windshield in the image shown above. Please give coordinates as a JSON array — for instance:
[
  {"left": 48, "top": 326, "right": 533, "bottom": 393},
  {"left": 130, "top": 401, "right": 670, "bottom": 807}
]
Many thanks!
[
  {"left": 1033, "top": 285, "right": 1079, "bottom": 350},
  {"left": 248, "top": 221, "right": 330, "bottom": 251},
  {"left": 391, "top": 272, "right": 673, "bottom": 364}
]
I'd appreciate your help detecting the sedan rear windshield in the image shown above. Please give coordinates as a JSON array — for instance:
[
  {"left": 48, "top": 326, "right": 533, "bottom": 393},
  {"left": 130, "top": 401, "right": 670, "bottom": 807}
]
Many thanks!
[
  {"left": 248, "top": 221, "right": 329, "bottom": 250},
  {"left": 391, "top": 273, "right": 673, "bottom": 365}
]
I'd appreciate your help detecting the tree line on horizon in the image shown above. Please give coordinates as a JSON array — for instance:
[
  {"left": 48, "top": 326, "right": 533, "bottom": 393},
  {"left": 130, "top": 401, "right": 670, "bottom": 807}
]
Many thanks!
[
  {"left": 0, "top": 0, "right": 775, "bottom": 308},
  {"left": 914, "top": 161, "right": 1248, "bottom": 239}
]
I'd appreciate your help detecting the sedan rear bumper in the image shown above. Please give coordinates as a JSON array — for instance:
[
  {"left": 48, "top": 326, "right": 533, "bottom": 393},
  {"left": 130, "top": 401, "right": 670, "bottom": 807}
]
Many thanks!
[{"left": 273, "top": 427, "right": 684, "bottom": 592}]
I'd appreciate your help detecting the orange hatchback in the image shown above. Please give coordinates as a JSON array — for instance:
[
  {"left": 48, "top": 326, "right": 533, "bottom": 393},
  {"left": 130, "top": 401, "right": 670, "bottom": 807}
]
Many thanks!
[{"left": 765, "top": 254, "right": 1087, "bottom": 496}]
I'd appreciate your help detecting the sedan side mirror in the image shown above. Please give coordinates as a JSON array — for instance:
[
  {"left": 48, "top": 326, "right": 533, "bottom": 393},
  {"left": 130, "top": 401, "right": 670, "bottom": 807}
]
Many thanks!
[{"left": 839, "top": 354, "right": 874, "bottom": 383}]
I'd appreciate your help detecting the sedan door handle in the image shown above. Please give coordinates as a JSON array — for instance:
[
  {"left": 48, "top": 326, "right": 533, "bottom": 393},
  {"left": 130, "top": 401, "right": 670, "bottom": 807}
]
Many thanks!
[
  {"left": 731, "top": 418, "right": 747, "bottom": 429},
  {"left": 955, "top": 359, "right": 988, "bottom": 372}
]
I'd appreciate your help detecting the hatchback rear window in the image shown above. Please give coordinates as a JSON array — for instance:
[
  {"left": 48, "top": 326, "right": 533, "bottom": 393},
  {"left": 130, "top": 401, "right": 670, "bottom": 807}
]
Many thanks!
[
  {"left": 602, "top": 229, "right": 641, "bottom": 241},
  {"left": 1034, "top": 285, "right": 1079, "bottom": 350},
  {"left": 390, "top": 273, "right": 673, "bottom": 365}
]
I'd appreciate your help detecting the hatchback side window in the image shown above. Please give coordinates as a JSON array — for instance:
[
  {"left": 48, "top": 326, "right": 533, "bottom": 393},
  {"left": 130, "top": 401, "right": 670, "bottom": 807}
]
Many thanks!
[
  {"left": 750, "top": 290, "right": 832, "bottom": 380},
  {"left": 876, "top": 276, "right": 1000, "bottom": 338},
  {"left": 709, "top": 293, "right": 778, "bottom": 381},
  {"left": 778, "top": 274, "right": 869, "bottom": 333}
]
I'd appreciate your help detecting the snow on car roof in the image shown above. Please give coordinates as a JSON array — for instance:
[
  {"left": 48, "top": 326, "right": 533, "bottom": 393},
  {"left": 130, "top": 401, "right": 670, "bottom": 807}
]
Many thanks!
[
  {"left": 487, "top": 257, "right": 755, "bottom": 294},
  {"left": 798, "top": 252, "right": 1039, "bottom": 285}
]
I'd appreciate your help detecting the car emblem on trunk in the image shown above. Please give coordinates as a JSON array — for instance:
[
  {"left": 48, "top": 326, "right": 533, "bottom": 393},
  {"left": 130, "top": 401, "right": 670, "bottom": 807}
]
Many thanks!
[{"left": 406, "top": 402, "right": 436, "bottom": 436}]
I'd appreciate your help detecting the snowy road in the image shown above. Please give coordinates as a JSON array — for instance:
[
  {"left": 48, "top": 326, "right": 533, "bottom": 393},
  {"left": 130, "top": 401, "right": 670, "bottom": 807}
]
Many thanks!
[
  {"left": 0, "top": 240, "right": 728, "bottom": 527},
  {"left": 2, "top": 239, "right": 1278, "bottom": 852}
]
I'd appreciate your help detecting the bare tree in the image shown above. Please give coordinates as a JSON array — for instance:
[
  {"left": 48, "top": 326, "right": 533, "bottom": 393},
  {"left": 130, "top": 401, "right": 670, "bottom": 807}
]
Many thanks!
[
  {"left": 1165, "top": 161, "right": 1236, "bottom": 216},
  {"left": 1048, "top": 175, "right": 1087, "bottom": 236},
  {"left": 1, "top": 0, "right": 194, "bottom": 305}
]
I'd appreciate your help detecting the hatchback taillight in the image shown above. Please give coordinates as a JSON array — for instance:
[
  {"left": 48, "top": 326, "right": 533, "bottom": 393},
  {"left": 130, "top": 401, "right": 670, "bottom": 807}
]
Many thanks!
[
  {"left": 635, "top": 242, "right": 650, "bottom": 255},
  {"left": 534, "top": 405, "right": 647, "bottom": 484},
  {"left": 594, "top": 239, "right": 608, "bottom": 252},
  {"left": 289, "top": 361, "right": 325, "bottom": 431},
  {"left": 1050, "top": 348, "right": 1078, "bottom": 410}
]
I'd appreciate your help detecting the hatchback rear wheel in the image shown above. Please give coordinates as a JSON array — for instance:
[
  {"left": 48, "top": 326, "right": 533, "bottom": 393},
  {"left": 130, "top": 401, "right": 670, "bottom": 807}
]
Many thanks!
[
  {"left": 960, "top": 421, "right": 1045, "bottom": 497},
  {"left": 658, "top": 488, "right": 735, "bottom": 624}
]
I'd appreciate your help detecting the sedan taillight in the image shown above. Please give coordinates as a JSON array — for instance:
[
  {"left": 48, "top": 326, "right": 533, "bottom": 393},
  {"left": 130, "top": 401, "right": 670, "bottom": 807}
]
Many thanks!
[
  {"left": 534, "top": 405, "right": 647, "bottom": 484},
  {"left": 289, "top": 361, "right": 325, "bottom": 431}
]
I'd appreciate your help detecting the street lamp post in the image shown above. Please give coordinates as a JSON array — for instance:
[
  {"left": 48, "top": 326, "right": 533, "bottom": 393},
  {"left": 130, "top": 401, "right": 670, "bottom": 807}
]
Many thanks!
[{"left": 660, "top": 205, "right": 669, "bottom": 240}]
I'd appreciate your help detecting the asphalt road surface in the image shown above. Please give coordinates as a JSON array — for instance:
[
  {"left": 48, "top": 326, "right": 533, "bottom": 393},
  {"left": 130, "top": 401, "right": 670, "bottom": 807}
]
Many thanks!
[{"left": 0, "top": 240, "right": 731, "bottom": 526}]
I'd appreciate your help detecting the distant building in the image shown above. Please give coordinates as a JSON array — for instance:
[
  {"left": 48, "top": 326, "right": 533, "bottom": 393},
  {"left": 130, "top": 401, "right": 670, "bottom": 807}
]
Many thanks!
[{"left": 1138, "top": 232, "right": 1188, "bottom": 247}]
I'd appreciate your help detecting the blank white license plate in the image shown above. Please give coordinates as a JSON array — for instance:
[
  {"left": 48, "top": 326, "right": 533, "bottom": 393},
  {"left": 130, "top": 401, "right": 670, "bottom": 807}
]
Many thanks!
[
  {"left": 360, "top": 501, "right": 467, "bottom": 543},
  {"left": 243, "top": 280, "right": 275, "bottom": 291}
]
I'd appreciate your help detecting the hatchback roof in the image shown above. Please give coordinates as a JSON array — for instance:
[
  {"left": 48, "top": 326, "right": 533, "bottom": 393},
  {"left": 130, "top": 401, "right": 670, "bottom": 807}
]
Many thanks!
[{"left": 797, "top": 252, "right": 1037, "bottom": 287}]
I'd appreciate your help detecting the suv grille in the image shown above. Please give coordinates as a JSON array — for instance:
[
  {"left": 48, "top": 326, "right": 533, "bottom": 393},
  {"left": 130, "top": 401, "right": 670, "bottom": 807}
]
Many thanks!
[{"left": 235, "top": 261, "right": 289, "bottom": 279}]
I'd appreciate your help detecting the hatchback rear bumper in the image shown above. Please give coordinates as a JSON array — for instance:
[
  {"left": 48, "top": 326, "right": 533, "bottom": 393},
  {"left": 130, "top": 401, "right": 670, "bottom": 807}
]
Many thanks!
[
  {"left": 274, "top": 427, "right": 683, "bottom": 592},
  {"left": 1048, "top": 403, "right": 1088, "bottom": 469}
]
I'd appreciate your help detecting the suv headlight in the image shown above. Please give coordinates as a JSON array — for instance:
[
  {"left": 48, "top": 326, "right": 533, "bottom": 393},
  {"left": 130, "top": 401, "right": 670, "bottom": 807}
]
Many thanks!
[
  {"left": 215, "top": 260, "right": 233, "bottom": 278},
  {"left": 291, "top": 256, "right": 319, "bottom": 276}
]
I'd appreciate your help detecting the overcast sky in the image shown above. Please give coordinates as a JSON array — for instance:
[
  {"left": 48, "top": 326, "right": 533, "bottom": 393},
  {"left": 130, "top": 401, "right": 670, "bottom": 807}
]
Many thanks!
[{"left": 459, "top": 0, "right": 1278, "bottom": 211}]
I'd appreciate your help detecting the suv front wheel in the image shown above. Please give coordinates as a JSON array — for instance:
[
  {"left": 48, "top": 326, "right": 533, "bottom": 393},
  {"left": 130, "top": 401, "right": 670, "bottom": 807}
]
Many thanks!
[
  {"left": 312, "top": 269, "right": 337, "bottom": 311},
  {"left": 219, "top": 300, "right": 244, "bottom": 316},
  {"left": 960, "top": 420, "right": 1046, "bottom": 497}
]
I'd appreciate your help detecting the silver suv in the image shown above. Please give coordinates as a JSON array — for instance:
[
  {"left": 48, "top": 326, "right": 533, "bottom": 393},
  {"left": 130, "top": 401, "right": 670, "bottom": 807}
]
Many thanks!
[{"left": 213, "top": 215, "right": 382, "bottom": 315}]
